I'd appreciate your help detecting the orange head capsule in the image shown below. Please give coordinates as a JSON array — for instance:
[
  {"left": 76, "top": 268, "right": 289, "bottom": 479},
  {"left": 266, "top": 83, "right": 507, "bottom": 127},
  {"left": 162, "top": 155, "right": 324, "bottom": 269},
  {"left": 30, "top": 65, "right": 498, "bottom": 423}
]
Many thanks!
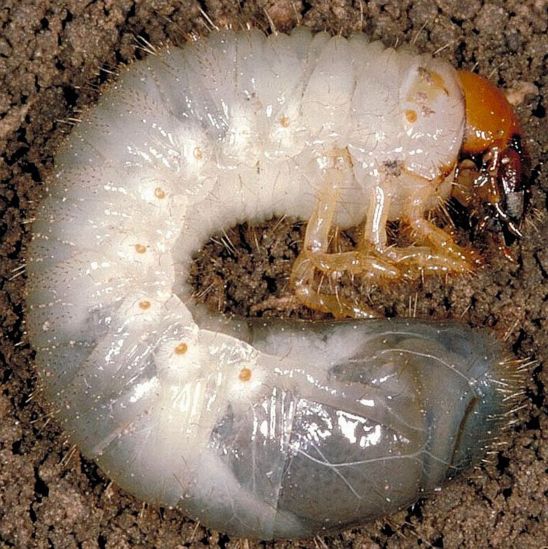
[
  {"left": 456, "top": 70, "right": 529, "bottom": 240},
  {"left": 459, "top": 70, "right": 521, "bottom": 154}
]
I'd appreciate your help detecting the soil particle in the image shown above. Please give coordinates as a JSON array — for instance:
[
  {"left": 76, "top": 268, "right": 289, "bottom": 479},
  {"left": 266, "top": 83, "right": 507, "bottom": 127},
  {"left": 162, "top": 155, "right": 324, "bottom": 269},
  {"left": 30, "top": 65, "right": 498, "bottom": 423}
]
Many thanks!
[{"left": 1, "top": 1, "right": 546, "bottom": 548}]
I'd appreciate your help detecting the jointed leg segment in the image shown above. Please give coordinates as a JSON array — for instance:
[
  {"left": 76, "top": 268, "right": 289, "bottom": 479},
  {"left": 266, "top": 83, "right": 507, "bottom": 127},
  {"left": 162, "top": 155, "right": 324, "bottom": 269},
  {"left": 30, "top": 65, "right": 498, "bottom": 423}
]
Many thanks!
[{"left": 290, "top": 174, "right": 477, "bottom": 318}]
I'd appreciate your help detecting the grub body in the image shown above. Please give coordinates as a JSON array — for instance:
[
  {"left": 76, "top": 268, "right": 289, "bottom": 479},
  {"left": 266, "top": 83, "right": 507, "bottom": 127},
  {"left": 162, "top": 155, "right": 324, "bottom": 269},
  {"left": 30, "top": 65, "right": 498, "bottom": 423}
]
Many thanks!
[{"left": 26, "top": 29, "right": 523, "bottom": 539}]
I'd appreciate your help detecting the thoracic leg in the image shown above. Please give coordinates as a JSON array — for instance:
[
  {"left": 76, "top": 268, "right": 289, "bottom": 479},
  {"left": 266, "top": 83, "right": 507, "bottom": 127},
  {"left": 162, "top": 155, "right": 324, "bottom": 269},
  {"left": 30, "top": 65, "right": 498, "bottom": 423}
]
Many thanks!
[
  {"left": 290, "top": 180, "right": 477, "bottom": 317},
  {"left": 383, "top": 208, "right": 478, "bottom": 276},
  {"left": 291, "top": 253, "right": 380, "bottom": 318},
  {"left": 290, "top": 178, "right": 400, "bottom": 318},
  {"left": 300, "top": 178, "right": 399, "bottom": 279}
]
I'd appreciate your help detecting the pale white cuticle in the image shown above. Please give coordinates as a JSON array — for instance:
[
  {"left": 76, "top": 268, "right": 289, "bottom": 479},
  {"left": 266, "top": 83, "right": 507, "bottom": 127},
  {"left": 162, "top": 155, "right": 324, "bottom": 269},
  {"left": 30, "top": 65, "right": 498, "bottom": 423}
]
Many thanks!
[{"left": 26, "top": 28, "right": 473, "bottom": 538}]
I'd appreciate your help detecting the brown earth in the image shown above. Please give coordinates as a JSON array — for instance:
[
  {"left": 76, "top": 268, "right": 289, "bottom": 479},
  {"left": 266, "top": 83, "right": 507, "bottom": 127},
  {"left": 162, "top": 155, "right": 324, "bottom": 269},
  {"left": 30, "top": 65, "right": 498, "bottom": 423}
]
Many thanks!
[{"left": 0, "top": 1, "right": 546, "bottom": 548}]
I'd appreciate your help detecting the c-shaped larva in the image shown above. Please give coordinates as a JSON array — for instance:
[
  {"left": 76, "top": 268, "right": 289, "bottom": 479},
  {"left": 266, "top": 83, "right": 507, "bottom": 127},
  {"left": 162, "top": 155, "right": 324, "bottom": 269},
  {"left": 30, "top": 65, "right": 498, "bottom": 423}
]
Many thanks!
[{"left": 26, "top": 28, "right": 526, "bottom": 539}]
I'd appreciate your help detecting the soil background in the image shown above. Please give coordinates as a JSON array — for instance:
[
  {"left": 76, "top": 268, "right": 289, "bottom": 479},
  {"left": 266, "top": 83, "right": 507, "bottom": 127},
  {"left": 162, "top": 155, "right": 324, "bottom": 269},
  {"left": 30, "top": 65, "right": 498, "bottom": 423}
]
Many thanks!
[{"left": 0, "top": 1, "right": 546, "bottom": 548}]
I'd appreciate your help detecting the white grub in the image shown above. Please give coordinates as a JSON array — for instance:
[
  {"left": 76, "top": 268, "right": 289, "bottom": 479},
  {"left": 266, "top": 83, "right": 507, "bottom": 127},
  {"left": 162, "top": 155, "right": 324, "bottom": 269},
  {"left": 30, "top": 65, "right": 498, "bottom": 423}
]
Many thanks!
[{"left": 26, "top": 29, "right": 522, "bottom": 540}]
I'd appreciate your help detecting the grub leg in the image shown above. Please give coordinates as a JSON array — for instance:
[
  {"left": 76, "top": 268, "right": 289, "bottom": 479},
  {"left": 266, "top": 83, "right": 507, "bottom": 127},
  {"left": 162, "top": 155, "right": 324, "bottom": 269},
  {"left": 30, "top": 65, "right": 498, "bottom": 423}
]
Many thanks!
[
  {"left": 290, "top": 176, "right": 399, "bottom": 318},
  {"left": 386, "top": 214, "right": 478, "bottom": 275}
]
